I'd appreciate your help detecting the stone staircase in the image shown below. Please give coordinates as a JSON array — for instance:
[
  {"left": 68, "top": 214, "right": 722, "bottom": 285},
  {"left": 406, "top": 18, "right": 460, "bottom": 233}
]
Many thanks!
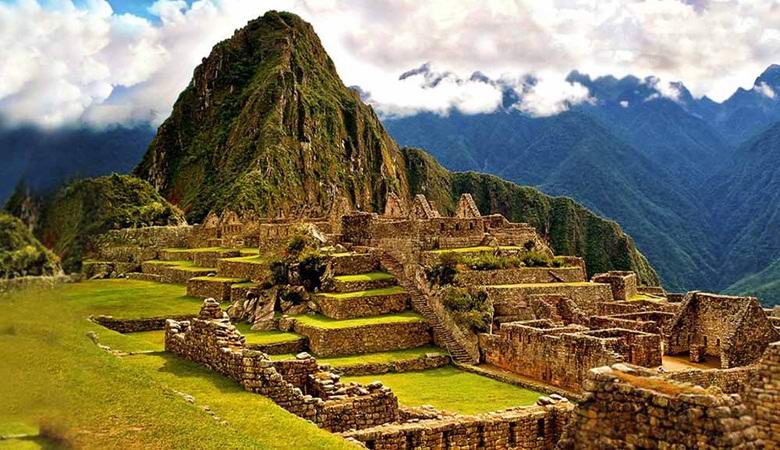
[{"left": 379, "top": 252, "right": 479, "bottom": 364}]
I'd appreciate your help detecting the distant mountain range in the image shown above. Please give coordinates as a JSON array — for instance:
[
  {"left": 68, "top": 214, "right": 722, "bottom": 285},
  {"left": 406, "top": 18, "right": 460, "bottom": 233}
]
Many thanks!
[{"left": 385, "top": 64, "right": 780, "bottom": 301}]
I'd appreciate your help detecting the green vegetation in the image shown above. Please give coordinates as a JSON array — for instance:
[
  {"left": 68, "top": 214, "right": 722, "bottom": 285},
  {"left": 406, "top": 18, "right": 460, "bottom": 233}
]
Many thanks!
[
  {"left": 485, "top": 281, "right": 593, "bottom": 288},
  {"left": 125, "top": 330, "right": 167, "bottom": 351},
  {"left": 292, "top": 312, "right": 425, "bottom": 330},
  {"left": 273, "top": 346, "right": 444, "bottom": 366},
  {"left": 441, "top": 287, "right": 492, "bottom": 333},
  {"left": 233, "top": 324, "right": 303, "bottom": 346},
  {"left": 333, "top": 272, "right": 394, "bottom": 282},
  {"left": 0, "top": 213, "right": 59, "bottom": 278},
  {"left": 60, "top": 279, "right": 203, "bottom": 319},
  {"left": 427, "top": 252, "right": 459, "bottom": 285},
  {"left": 22, "top": 174, "right": 185, "bottom": 272},
  {"left": 344, "top": 367, "right": 542, "bottom": 414},
  {"left": 189, "top": 276, "right": 247, "bottom": 283},
  {"left": 145, "top": 260, "right": 216, "bottom": 273},
  {"left": 724, "top": 257, "right": 780, "bottom": 307},
  {"left": 222, "top": 255, "right": 264, "bottom": 264},
  {"left": 317, "top": 286, "right": 406, "bottom": 299},
  {"left": 403, "top": 148, "right": 660, "bottom": 287},
  {"left": 0, "top": 284, "right": 352, "bottom": 449},
  {"left": 427, "top": 246, "right": 523, "bottom": 254}
]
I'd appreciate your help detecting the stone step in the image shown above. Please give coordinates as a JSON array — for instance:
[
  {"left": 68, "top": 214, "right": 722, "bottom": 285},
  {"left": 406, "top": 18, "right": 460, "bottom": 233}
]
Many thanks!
[
  {"left": 186, "top": 276, "right": 248, "bottom": 302},
  {"left": 141, "top": 261, "right": 216, "bottom": 284},
  {"left": 216, "top": 255, "right": 268, "bottom": 281},
  {"left": 283, "top": 313, "right": 432, "bottom": 357},
  {"left": 159, "top": 248, "right": 242, "bottom": 268},
  {"left": 326, "top": 252, "right": 380, "bottom": 276},
  {"left": 314, "top": 287, "right": 410, "bottom": 320},
  {"left": 329, "top": 272, "right": 397, "bottom": 293}
]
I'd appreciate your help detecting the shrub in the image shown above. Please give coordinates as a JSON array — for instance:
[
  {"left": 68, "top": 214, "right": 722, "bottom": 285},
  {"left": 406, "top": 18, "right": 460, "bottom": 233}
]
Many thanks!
[
  {"left": 552, "top": 257, "right": 566, "bottom": 268},
  {"left": 441, "top": 287, "right": 492, "bottom": 333},
  {"left": 521, "top": 250, "right": 553, "bottom": 268},
  {"left": 297, "top": 249, "right": 325, "bottom": 291},
  {"left": 427, "top": 252, "right": 459, "bottom": 285},
  {"left": 285, "top": 232, "right": 310, "bottom": 256},
  {"left": 523, "top": 240, "right": 536, "bottom": 251}
]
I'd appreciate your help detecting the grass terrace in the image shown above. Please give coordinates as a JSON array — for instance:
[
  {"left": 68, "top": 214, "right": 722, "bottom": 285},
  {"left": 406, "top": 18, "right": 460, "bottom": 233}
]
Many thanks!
[
  {"left": 292, "top": 311, "right": 425, "bottom": 329},
  {"left": 426, "top": 246, "right": 524, "bottom": 254},
  {"left": 344, "top": 367, "right": 543, "bottom": 414},
  {"left": 63, "top": 279, "right": 203, "bottom": 320},
  {"left": 144, "top": 260, "right": 216, "bottom": 272},
  {"left": 221, "top": 255, "right": 265, "bottom": 264},
  {"left": 234, "top": 324, "right": 303, "bottom": 346},
  {"left": 162, "top": 247, "right": 259, "bottom": 255},
  {"left": 332, "top": 272, "right": 395, "bottom": 282},
  {"left": 317, "top": 286, "right": 405, "bottom": 299},
  {"left": 189, "top": 276, "right": 247, "bottom": 283},
  {"left": 270, "top": 346, "right": 444, "bottom": 365},
  {"left": 1, "top": 283, "right": 352, "bottom": 449}
]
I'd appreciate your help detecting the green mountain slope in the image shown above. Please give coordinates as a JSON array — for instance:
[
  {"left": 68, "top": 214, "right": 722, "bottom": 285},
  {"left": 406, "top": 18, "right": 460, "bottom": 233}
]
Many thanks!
[
  {"left": 134, "top": 11, "right": 659, "bottom": 285},
  {"left": 135, "top": 12, "right": 407, "bottom": 222},
  {"left": 389, "top": 111, "right": 714, "bottom": 291},
  {"left": 7, "top": 175, "right": 185, "bottom": 272},
  {"left": 0, "top": 212, "right": 60, "bottom": 278},
  {"left": 707, "top": 122, "right": 780, "bottom": 288},
  {"left": 724, "top": 258, "right": 780, "bottom": 307},
  {"left": 402, "top": 148, "right": 660, "bottom": 285}
]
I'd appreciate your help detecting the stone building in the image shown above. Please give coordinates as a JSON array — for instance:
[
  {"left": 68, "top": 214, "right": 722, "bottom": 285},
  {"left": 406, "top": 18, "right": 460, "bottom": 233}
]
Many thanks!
[{"left": 667, "top": 292, "right": 780, "bottom": 368}]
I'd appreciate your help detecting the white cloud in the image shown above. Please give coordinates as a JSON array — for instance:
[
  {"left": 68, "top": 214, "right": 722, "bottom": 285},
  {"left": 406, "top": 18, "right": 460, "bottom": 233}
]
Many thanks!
[
  {"left": 1, "top": 0, "right": 780, "bottom": 128},
  {"left": 755, "top": 81, "right": 776, "bottom": 99},
  {"left": 515, "top": 77, "right": 593, "bottom": 117}
]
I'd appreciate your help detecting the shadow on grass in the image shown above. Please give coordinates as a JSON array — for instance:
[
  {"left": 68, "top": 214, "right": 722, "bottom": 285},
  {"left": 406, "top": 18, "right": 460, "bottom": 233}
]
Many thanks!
[{"left": 129, "top": 352, "right": 245, "bottom": 395}]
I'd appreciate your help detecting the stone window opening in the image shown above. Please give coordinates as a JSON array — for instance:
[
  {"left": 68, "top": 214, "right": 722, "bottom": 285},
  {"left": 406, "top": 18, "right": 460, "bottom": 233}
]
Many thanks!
[
  {"left": 703, "top": 336, "right": 708, "bottom": 348},
  {"left": 508, "top": 422, "right": 517, "bottom": 446},
  {"left": 442, "top": 430, "right": 451, "bottom": 450},
  {"left": 716, "top": 338, "right": 721, "bottom": 348},
  {"left": 455, "top": 223, "right": 461, "bottom": 231},
  {"left": 469, "top": 222, "right": 474, "bottom": 230},
  {"left": 477, "top": 425, "right": 485, "bottom": 448},
  {"left": 537, "top": 418, "right": 546, "bottom": 437},
  {"left": 440, "top": 223, "right": 445, "bottom": 232},
  {"left": 364, "top": 439, "right": 376, "bottom": 450},
  {"left": 405, "top": 432, "right": 414, "bottom": 450}
]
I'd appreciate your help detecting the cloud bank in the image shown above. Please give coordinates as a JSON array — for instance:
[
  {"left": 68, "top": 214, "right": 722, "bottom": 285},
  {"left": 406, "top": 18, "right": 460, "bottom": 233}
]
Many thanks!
[{"left": 1, "top": 0, "right": 780, "bottom": 128}]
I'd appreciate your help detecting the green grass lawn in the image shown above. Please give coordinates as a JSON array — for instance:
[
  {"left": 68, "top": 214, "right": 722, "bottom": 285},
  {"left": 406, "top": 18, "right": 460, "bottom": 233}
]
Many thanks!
[
  {"left": 317, "top": 346, "right": 443, "bottom": 367},
  {"left": 333, "top": 272, "right": 394, "bottom": 282},
  {"left": 189, "top": 276, "right": 247, "bottom": 283},
  {"left": 143, "top": 260, "right": 216, "bottom": 272},
  {"left": 0, "top": 283, "right": 355, "bottom": 449},
  {"left": 292, "top": 312, "right": 425, "bottom": 329},
  {"left": 221, "top": 255, "right": 265, "bottom": 264},
  {"left": 317, "top": 286, "right": 405, "bottom": 299},
  {"left": 344, "top": 367, "right": 542, "bottom": 414},
  {"left": 124, "top": 330, "right": 167, "bottom": 351},
  {"left": 234, "top": 324, "right": 303, "bottom": 345},
  {"left": 62, "top": 279, "right": 203, "bottom": 319}
]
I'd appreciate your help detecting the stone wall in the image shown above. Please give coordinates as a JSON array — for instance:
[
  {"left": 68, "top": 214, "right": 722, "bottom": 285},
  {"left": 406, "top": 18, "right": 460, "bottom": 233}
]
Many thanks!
[
  {"left": 557, "top": 364, "right": 761, "bottom": 449},
  {"left": 314, "top": 292, "right": 409, "bottom": 320},
  {"left": 218, "top": 259, "right": 269, "bottom": 282},
  {"left": 164, "top": 301, "right": 400, "bottom": 432},
  {"left": 88, "top": 225, "right": 194, "bottom": 262},
  {"left": 745, "top": 342, "right": 780, "bottom": 446},
  {"left": 341, "top": 403, "right": 573, "bottom": 450},
  {"left": 82, "top": 261, "right": 140, "bottom": 278},
  {"left": 330, "top": 353, "right": 450, "bottom": 376},
  {"left": 93, "top": 314, "right": 196, "bottom": 333},
  {"left": 288, "top": 318, "right": 433, "bottom": 357},
  {"left": 486, "top": 283, "right": 613, "bottom": 317},
  {"left": 664, "top": 365, "right": 757, "bottom": 394},
  {"left": 186, "top": 278, "right": 236, "bottom": 302},
  {"left": 455, "top": 267, "right": 586, "bottom": 287},
  {"left": 140, "top": 262, "right": 211, "bottom": 284},
  {"left": 591, "top": 271, "right": 638, "bottom": 301},
  {"left": 480, "top": 320, "right": 661, "bottom": 392}
]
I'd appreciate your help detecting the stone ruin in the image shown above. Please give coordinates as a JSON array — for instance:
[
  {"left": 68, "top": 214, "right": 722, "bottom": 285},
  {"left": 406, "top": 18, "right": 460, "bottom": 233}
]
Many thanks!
[{"left": 84, "top": 191, "right": 780, "bottom": 447}]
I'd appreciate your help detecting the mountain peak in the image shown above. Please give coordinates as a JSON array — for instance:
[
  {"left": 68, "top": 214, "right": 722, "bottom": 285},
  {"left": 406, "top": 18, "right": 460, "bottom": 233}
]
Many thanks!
[{"left": 135, "top": 11, "right": 407, "bottom": 221}]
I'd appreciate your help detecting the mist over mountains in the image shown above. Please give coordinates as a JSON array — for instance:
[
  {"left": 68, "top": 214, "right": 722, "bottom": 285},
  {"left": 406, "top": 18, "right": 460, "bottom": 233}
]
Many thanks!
[{"left": 384, "top": 64, "right": 780, "bottom": 298}]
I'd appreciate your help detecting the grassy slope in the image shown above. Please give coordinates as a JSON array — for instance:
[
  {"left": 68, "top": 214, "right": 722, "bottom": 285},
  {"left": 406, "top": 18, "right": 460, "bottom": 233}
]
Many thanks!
[
  {"left": 333, "top": 272, "right": 394, "bottom": 282},
  {"left": 61, "top": 279, "right": 203, "bottom": 319},
  {"left": 318, "top": 286, "right": 405, "bottom": 299},
  {"left": 344, "top": 367, "right": 542, "bottom": 414},
  {"left": 0, "top": 284, "right": 354, "bottom": 449},
  {"left": 724, "top": 258, "right": 780, "bottom": 307}
]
